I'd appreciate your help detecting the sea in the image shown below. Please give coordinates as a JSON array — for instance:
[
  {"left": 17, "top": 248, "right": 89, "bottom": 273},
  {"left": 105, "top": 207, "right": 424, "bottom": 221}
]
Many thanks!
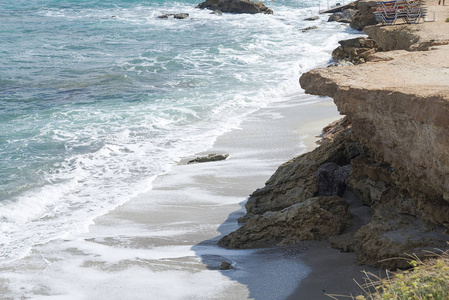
[{"left": 0, "top": 0, "right": 361, "bottom": 298}]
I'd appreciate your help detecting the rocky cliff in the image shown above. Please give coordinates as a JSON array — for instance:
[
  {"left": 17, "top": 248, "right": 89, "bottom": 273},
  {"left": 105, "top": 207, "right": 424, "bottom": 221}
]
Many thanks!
[{"left": 219, "top": 11, "right": 449, "bottom": 269}]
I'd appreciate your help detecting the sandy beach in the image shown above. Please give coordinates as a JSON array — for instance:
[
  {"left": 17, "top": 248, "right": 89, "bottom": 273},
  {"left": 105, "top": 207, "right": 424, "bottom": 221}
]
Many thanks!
[
  {"left": 0, "top": 90, "right": 356, "bottom": 299},
  {"left": 87, "top": 93, "right": 344, "bottom": 299},
  {"left": 88, "top": 92, "right": 349, "bottom": 299}
]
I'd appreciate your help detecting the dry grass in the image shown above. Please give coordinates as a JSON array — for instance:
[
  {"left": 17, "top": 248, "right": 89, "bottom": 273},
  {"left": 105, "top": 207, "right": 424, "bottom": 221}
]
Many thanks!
[{"left": 327, "top": 250, "right": 449, "bottom": 300}]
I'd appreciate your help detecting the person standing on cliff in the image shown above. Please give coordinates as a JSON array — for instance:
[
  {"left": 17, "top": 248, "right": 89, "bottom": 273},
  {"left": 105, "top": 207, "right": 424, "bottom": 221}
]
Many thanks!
[{"left": 439, "top": 0, "right": 445, "bottom": 5}]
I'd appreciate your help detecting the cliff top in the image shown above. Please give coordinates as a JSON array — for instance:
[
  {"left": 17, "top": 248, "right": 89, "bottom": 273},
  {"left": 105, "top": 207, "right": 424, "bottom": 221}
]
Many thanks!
[
  {"left": 310, "top": 45, "right": 449, "bottom": 98},
  {"left": 303, "top": 0, "right": 449, "bottom": 100}
]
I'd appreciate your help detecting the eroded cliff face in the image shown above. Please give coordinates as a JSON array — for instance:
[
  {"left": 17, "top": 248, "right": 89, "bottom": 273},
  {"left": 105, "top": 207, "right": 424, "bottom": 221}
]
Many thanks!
[
  {"left": 300, "top": 46, "right": 449, "bottom": 203},
  {"left": 218, "top": 21, "right": 449, "bottom": 269},
  {"left": 298, "top": 45, "right": 449, "bottom": 268}
]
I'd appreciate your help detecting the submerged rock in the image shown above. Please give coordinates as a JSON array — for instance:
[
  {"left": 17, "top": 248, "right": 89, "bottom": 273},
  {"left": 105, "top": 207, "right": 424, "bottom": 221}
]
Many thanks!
[
  {"left": 157, "top": 13, "right": 190, "bottom": 19},
  {"left": 196, "top": 0, "right": 273, "bottom": 14},
  {"left": 220, "top": 261, "right": 234, "bottom": 270},
  {"left": 174, "top": 13, "right": 190, "bottom": 19},
  {"left": 304, "top": 16, "right": 319, "bottom": 21},
  {"left": 301, "top": 26, "right": 318, "bottom": 33}
]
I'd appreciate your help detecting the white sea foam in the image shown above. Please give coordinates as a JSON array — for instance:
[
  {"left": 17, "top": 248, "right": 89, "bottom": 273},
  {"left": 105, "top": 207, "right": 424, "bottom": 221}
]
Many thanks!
[{"left": 1, "top": 4, "right": 362, "bottom": 297}]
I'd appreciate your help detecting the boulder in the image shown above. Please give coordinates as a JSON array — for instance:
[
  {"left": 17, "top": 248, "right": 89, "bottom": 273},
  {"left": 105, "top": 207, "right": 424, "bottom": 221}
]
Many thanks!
[
  {"left": 328, "top": 9, "right": 356, "bottom": 23},
  {"left": 218, "top": 196, "right": 351, "bottom": 249},
  {"left": 196, "top": 0, "right": 273, "bottom": 14}
]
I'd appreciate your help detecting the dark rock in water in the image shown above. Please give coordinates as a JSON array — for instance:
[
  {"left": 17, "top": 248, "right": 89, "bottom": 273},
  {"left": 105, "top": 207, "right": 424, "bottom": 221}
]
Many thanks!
[
  {"left": 220, "top": 261, "right": 234, "bottom": 270},
  {"left": 316, "top": 163, "right": 350, "bottom": 197},
  {"left": 327, "top": 8, "right": 356, "bottom": 23},
  {"left": 210, "top": 9, "right": 223, "bottom": 15},
  {"left": 187, "top": 153, "right": 229, "bottom": 164},
  {"left": 218, "top": 196, "right": 351, "bottom": 249},
  {"left": 174, "top": 13, "right": 190, "bottom": 19},
  {"left": 158, "top": 13, "right": 190, "bottom": 19},
  {"left": 196, "top": 0, "right": 273, "bottom": 14},
  {"left": 304, "top": 16, "right": 319, "bottom": 21},
  {"left": 301, "top": 26, "right": 318, "bottom": 33}
]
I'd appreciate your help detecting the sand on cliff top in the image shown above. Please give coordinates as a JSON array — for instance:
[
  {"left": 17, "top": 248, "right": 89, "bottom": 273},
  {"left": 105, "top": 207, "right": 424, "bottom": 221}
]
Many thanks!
[
  {"left": 321, "top": 0, "right": 449, "bottom": 96},
  {"left": 304, "top": 0, "right": 449, "bottom": 98}
]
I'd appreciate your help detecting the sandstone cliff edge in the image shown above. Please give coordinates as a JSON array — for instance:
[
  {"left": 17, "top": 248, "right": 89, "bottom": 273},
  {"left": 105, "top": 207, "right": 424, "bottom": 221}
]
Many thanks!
[{"left": 219, "top": 1, "right": 449, "bottom": 269}]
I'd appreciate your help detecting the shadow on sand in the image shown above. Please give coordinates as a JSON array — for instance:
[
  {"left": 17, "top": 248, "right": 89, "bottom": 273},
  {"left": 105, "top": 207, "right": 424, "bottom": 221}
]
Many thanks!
[
  {"left": 191, "top": 199, "right": 311, "bottom": 300},
  {"left": 192, "top": 191, "right": 384, "bottom": 300}
]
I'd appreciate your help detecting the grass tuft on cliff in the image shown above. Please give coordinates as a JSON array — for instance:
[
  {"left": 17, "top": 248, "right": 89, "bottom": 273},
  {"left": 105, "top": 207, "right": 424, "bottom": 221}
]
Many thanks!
[
  {"left": 328, "top": 250, "right": 449, "bottom": 300},
  {"left": 358, "top": 252, "right": 449, "bottom": 300}
]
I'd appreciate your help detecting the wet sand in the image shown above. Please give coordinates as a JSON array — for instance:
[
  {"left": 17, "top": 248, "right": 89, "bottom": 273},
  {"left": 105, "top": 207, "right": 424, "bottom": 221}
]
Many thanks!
[{"left": 87, "top": 93, "right": 345, "bottom": 299}]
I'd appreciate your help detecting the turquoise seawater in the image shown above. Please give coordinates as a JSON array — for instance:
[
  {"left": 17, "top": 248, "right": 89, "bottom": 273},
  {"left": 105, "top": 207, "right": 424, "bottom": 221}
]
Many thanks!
[{"left": 0, "top": 0, "right": 358, "bottom": 261}]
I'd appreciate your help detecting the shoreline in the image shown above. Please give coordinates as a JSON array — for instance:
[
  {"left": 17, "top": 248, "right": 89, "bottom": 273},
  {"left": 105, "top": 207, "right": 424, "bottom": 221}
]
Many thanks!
[
  {"left": 91, "top": 94, "right": 343, "bottom": 299},
  {"left": 0, "top": 92, "right": 346, "bottom": 298}
]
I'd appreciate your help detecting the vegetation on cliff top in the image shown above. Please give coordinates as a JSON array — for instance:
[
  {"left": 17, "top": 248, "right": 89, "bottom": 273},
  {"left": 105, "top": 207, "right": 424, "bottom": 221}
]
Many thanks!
[{"left": 349, "top": 251, "right": 449, "bottom": 300}]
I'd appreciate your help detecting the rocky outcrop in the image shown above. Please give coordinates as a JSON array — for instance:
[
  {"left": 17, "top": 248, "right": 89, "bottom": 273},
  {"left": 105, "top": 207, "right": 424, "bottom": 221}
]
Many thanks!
[
  {"left": 350, "top": 0, "right": 381, "bottom": 30},
  {"left": 364, "top": 24, "right": 449, "bottom": 51},
  {"left": 299, "top": 41, "right": 449, "bottom": 267},
  {"left": 316, "top": 163, "right": 350, "bottom": 197},
  {"left": 196, "top": 0, "right": 273, "bottom": 14},
  {"left": 300, "top": 46, "right": 449, "bottom": 204},
  {"left": 219, "top": 196, "right": 351, "bottom": 248},
  {"left": 331, "top": 37, "right": 378, "bottom": 64},
  {"left": 241, "top": 130, "right": 364, "bottom": 220},
  {"left": 328, "top": 9, "right": 357, "bottom": 23},
  {"left": 219, "top": 4, "right": 449, "bottom": 270}
]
